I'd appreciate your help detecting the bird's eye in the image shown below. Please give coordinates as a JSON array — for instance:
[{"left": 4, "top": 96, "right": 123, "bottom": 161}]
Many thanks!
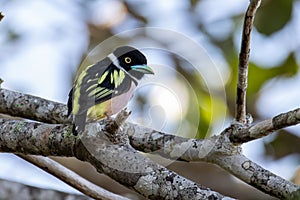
[{"left": 124, "top": 57, "right": 131, "bottom": 64}]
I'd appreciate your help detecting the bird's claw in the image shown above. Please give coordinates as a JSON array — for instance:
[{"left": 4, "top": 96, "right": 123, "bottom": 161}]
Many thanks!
[{"left": 104, "top": 108, "right": 131, "bottom": 144}]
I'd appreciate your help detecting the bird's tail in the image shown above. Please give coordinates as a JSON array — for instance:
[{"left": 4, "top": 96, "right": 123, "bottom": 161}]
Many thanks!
[
  {"left": 67, "top": 88, "right": 73, "bottom": 117},
  {"left": 72, "top": 112, "right": 87, "bottom": 136}
]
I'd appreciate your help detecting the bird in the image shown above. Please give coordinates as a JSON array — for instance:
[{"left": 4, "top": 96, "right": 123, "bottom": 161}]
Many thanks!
[{"left": 67, "top": 46, "right": 154, "bottom": 135}]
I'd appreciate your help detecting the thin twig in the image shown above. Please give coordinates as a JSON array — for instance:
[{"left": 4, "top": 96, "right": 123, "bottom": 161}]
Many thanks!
[
  {"left": 232, "top": 108, "right": 300, "bottom": 143},
  {"left": 17, "top": 154, "right": 129, "bottom": 200},
  {"left": 244, "top": 108, "right": 300, "bottom": 143},
  {"left": 235, "top": 0, "right": 261, "bottom": 123},
  {"left": 104, "top": 109, "right": 131, "bottom": 143}
]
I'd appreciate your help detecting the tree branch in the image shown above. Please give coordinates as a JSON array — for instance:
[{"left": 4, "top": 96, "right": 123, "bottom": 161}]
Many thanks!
[
  {"left": 230, "top": 108, "right": 300, "bottom": 143},
  {"left": 126, "top": 123, "right": 300, "bottom": 199},
  {"left": 17, "top": 154, "right": 129, "bottom": 200},
  {"left": 0, "top": 178, "right": 89, "bottom": 200},
  {"left": 0, "top": 88, "right": 69, "bottom": 124},
  {"left": 1, "top": 87, "right": 300, "bottom": 199},
  {"left": 235, "top": 0, "right": 261, "bottom": 123},
  {"left": 211, "top": 153, "right": 300, "bottom": 200},
  {"left": 0, "top": 86, "right": 103, "bottom": 198},
  {"left": 0, "top": 118, "right": 232, "bottom": 200}
]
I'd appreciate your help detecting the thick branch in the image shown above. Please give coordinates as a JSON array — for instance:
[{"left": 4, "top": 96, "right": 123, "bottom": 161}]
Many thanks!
[
  {"left": 235, "top": 0, "right": 261, "bottom": 123},
  {"left": 125, "top": 122, "right": 220, "bottom": 162},
  {"left": 0, "top": 119, "right": 75, "bottom": 156},
  {"left": 0, "top": 88, "right": 69, "bottom": 124},
  {"left": 0, "top": 119, "right": 232, "bottom": 200},
  {"left": 125, "top": 122, "right": 300, "bottom": 199},
  {"left": 1, "top": 88, "right": 300, "bottom": 199}
]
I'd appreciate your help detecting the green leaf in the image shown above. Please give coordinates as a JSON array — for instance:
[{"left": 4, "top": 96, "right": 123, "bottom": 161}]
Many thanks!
[
  {"left": 264, "top": 130, "right": 300, "bottom": 159},
  {"left": 248, "top": 53, "right": 298, "bottom": 95},
  {"left": 225, "top": 52, "right": 298, "bottom": 115},
  {"left": 189, "top": 0, "right": 199, "bottom": 8},
  {"left": 254, "top": 0, "right": 293, "bottom": 35}
]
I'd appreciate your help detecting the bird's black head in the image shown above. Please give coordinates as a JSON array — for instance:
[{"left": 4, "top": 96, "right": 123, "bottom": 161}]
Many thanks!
[{"left": 113, "top": 46, "right": 154, "bottom": 80}]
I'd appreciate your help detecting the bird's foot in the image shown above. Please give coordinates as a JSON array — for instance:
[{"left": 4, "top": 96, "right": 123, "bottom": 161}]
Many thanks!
[
  {"left": 104, "top": 112, "right": 112, "bottom": 121},
  {"left": 104, "top": 108, "right": 131, "bottom": 144}
]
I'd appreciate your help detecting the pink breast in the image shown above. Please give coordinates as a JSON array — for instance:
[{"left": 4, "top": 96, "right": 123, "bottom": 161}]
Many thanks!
[{"left": 107, "top": 82, "right": 136, "bottom": 116}]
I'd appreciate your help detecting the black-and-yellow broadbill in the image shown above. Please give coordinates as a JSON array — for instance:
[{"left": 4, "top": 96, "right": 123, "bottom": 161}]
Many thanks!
[{"left": 67, "top": 46, "right": 154, "bottom": 135}]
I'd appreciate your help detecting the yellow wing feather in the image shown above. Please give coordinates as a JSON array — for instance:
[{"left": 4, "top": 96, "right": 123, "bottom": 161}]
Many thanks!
[{"left": 72, "top": 65, "right": 127, "bottom": 119}]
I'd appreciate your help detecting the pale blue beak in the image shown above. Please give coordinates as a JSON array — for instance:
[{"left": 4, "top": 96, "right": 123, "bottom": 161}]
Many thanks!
[{"left": 131, "top": 65, "right": 154, "bottom": 75}]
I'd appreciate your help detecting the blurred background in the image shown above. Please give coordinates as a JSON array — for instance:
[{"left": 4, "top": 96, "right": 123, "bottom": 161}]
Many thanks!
[{"left": 0, "top": 0, "right": 300, "bottom": 199}]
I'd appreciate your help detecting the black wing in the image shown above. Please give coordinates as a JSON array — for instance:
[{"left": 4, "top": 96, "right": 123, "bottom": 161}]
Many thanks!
[
  {"left": 76, "top": 58, "right": 133, "bottom": 115},
  {"left": 67, "top": 58, "right": 133, "bottom": 135}
]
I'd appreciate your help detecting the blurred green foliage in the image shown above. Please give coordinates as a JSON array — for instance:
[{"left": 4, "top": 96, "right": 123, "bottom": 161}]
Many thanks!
[
  {"left": 248, "top": 53, "right": 298, "bottom": 96},
  {"left": 255, "top": 0, "right": 293, "bottom": 35},
  {"left": 265, "top": 130, "right": 300, "bottom": 159}
]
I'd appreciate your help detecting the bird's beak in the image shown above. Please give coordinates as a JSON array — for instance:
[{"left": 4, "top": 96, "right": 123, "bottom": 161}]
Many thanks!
[{"left": 131, "top": 65, "right": 154, "bottom": 75}]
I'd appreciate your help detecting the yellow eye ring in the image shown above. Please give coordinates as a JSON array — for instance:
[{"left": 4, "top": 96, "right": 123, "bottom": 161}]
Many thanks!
[{"left": 124, "top": 57, "right": 131, "bottom": 64}]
